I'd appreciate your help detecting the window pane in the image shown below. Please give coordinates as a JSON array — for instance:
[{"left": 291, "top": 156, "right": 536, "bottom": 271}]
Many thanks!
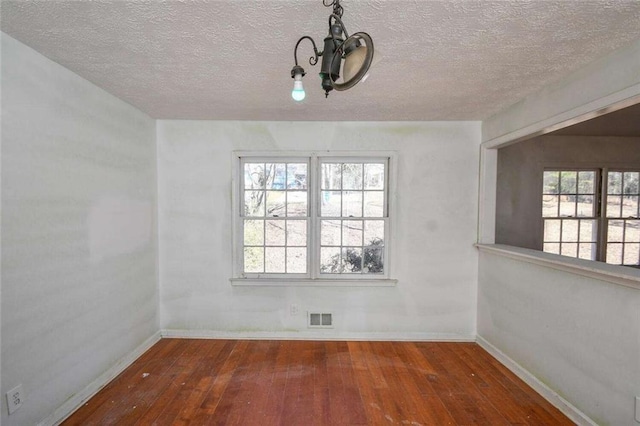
[
  {"left": 364, "top": 163, "right": 385, "bottom": 190},
  {"left": 321, "top": 164, "right": 341, "bottom": 189},
  {"left": 623, "top": 244, "right": 639, "bottom": 265},
  {"left": 561, "top": 243, "right": 578, "bottom": 257},
  {"left": 364, "top": 191, "right": 384, "bottom": 217},
  {"left": 625, "top": 220, "right": 640, "bottom": 242},
  {"left": 576, "top": 195, "right": 594, "bottom": 217},
  {"left": 560, "top": 171, "right": 577, "bottom": 194},
  {"left": 343, "top": 220, "right": 363, "bottom": 246},
  {"left": 321, "top": 220, "right": 341, "bottom": 246},
  {"left": 364, "top": 220, "right": 385, "bottom": 245},
  {"left": 577, "top": 171, "right": 595, "bottom": 194},
  {"left": 559, "top": 196, "right": 576, "bottom": 217},
  {"left": 244, "top": 247, "right": 264, "bottom": 273},
  {"left": 244, "top": 191, "right": 265, "bottom": 216},
  {"left": 265, "top": 247, "right": 285, "bottom": 273},
  {"left": 287, "top": 163, "right": 307, "bottom": 189},
  {"left": 321, "top": 191, "right": 341, "bottom": 216},
  {"left": 561, "top": 220, "right": 578, "bottom": 242},
  {"left": 606, "top": 243, "right": 622, "bottom": 264},
  {"left": 623, "top": 172, "right": 639, "bottom": 195},
  {"left": 622, "top": 195, "right": 638, "bottom": 218},
  {"left": 244, "top": 163, "right": 265, "bottom": 189},
  {"left": 265, "top": 163, "right": 286, "bottom": 189},
  {"left": 579, "top": 220, "right": 597, "bottom": 242},
  {"left": 286, "top": 220, "right": 307, "bottom": 246},
  {"left": 608, "top": 171, "right": 622, "bottom": 194},
  {"left": 287, "top": 247, "right": 307, "bottom": 273},
  {"left": 606, "top": 195, "right": 622, "bottom": 218},
  {"left": 286, "top": 191, "right": 307, "bottom": 216},
  {"left": 542, "top": 195, "right": 559, "bottom": 217},
  {"left": 342, "top": 164, "right": 363, "bottom": 190},
  {"left": 578, "top": 243, "right": 596, "bottom": 261},
  {"left": 266, "top": 191, "right": 286, "bottom": 217},
  {"left": 544, "top": 219, "right": 560, "bottom": 242},
  {"left": 607, "top": 220, "right": 624, "bottom": 242},
  {"left": 320, "top": 247, "right": 342, "bottom": 273},
  {"left": 342, "top": 248, "right": 363, "bottom": 272},
  {"left": 543, "top": 243, "right": 560, "bottom": 254},
  {"left": 543, "top": 171, "right": 559, "bottom": 194},
  {"left": 363, "top": 247, "right": 384, "bottom": 273},
  {"left": 265, "top": 220, "right": 285, "bottom": 246},
  {"left": 343, "top": 191, "right": 363, "bottom": 217},
  {"left": 244, "top": 220, "right": 264, "bottom": 246}
]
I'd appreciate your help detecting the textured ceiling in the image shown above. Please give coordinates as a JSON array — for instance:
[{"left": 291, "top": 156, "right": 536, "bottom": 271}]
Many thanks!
[{"left": 2, "top": 0, "right": 640, "bottom": 121}]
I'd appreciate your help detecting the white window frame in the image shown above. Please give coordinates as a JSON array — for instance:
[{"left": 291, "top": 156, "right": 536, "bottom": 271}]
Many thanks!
[
  {"left": 230, "top": 151, "right": 398, "bottom": 286},
  {"left": 541, "top": 166, "right": 640, "bottom": 267}
]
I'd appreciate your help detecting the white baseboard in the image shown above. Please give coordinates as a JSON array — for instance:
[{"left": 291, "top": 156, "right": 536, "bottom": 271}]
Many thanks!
[
  {"left": 40, "top": 331, "right": 162, "bottom": 426},
  {"left": 476, "top": 335, "right": 597, "bottom": 426},
  {"left": 161, "top": 329, "right": 476, "bottom": 342}
]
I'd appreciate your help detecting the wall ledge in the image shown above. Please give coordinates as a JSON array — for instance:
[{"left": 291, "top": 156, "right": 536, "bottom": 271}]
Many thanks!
[
  {"left": 230, "top": 278, "right": 397, "bottom": 287},
  {"left": 475, "top": 244, "right": 640, "bottom": 290}
]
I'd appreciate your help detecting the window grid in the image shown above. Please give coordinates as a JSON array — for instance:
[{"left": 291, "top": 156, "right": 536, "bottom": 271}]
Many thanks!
[
  {"left": 236, "top": 154, "right": 392, "bottom": 280},
  {"left": 604, "top": 171, "right": 639, "bottom": 266},
  {"left": 318, "top": 160, "right": 388, "bottom": 276},
  {"left": 242, "top": 160, "right": 310, "bottom": 275},
  {"left": 542, "top": 170, "right": 599, "bottom": 261},
  {"left": 542, "top": 168, "right": 640, "bottom": 267}
]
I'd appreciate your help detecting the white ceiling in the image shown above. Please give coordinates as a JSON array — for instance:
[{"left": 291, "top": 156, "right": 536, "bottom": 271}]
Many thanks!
[{"left": 3, "top": 0, "right": 640, "bottom": 121}]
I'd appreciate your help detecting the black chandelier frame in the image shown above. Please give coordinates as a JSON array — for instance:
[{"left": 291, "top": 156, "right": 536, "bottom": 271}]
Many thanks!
[{"left": 291, "top": 0, "right": 374, "bottom": 98}]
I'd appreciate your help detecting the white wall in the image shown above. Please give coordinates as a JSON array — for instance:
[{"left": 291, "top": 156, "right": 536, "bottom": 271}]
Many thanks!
[
  {"left": 1, "top": 34, "right": 158, "bottom": 425},
  {"left": 478, "top": 249, "right": 640, "bottom": 425},
  {"left": 158, "top": 121, "right": 480, "bottom": 340},
  {"left": 479, "top": 36, "right": 640, "bottom": 425},
  {"left": 482, "top": 38, "right": 640, "bottom": 144}
]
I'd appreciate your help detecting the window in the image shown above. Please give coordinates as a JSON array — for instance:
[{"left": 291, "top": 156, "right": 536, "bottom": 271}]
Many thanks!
[
  {"left": 233, "top": 152, "right": 395, "bottom": 283},
  {"left": 605, "top": 171, "right": 639, "bottom": 265},
  {"left": 542, "top": 169, "right": 639, "bottom": 266}
]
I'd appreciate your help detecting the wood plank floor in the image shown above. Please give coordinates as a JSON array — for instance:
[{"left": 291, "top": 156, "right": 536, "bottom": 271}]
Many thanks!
[{"left": 63, "top": 339, "right": 574, "bottom": 425}]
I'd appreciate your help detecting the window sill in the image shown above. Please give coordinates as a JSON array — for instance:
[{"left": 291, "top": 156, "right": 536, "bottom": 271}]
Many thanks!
[
  {"left": 230, "top": 278, "right": 398, "bottom": 287},
  {"left": 475, "top": 243, "right": 640, "bottom": 291}
]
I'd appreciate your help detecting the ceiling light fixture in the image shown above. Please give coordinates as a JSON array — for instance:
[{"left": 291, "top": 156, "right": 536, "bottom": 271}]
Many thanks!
[{"left": 291, "top": 0, "right": 375, "bottom": 101}]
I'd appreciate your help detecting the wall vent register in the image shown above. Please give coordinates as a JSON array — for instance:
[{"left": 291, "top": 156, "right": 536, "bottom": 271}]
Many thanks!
[{"left": 308, "top": 312, "right": 333, "bottom": 328}]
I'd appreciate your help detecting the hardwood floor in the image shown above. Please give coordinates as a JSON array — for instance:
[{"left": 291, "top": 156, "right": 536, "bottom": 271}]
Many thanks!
[{"left": 63, "top": 339, "right": 574, "bottom": 425}]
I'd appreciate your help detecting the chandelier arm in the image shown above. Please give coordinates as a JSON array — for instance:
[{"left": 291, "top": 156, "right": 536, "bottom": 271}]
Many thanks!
[
  {"left": 328, "top": 13, "right": 349, "bottom": 40},
  {"left": 294, "top": 36, "right": 321, "bottom": 67}
]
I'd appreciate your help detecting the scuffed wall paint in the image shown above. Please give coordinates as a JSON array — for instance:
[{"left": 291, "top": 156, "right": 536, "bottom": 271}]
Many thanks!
[
  {"left": 157, "top": 120, "right": 481, "bottom": 339},
  {"left": 1, "top": 34, "right": 158, "bottom": 425}
]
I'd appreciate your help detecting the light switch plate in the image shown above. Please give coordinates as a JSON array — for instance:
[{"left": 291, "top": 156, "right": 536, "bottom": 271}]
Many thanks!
[{"left": 635, "top": 396, "right": 640, "bottom": 423}]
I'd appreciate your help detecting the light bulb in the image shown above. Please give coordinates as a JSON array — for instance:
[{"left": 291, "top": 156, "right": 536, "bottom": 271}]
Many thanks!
[{"left": 291, "top": 74, "right": 306, "bottom": 101}]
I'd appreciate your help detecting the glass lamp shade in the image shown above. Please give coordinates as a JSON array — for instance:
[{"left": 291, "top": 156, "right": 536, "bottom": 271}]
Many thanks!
[
  {"left": 331, "top": 32, "right": 374, "bottom": 91},
  {"left": 343, "top": 45, "right": 368, "bottom": 83}
]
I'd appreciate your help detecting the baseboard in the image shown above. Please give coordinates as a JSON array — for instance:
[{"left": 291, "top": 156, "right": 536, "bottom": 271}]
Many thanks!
[
  {"left": 476, "top": 335, "right": 597, "bottom": 426},
  {"left": 161, "top": 329, "right": 476, "bottom": 342},
  {"left": 40, "top": 331, "right": 162, "bottom": 426}
]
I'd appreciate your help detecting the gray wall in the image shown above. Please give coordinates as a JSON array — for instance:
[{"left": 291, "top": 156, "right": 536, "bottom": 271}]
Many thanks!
[
  {"left": 496, "top": 135, "right": 640, "bottom": 249},
  {"left": 1, "top": 34, "right": 158, "bottom": 425}
]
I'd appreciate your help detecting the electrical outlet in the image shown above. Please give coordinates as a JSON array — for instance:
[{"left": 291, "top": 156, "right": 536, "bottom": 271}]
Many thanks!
[
  {"left": 635, "top": 395, "right": 640, "bottom": 423},
  {"left": 6, "top": 384, "right": 24, "bottom": 415},
  {"left": 290, "top": 304, "right": 299, "bottom": 316}
]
